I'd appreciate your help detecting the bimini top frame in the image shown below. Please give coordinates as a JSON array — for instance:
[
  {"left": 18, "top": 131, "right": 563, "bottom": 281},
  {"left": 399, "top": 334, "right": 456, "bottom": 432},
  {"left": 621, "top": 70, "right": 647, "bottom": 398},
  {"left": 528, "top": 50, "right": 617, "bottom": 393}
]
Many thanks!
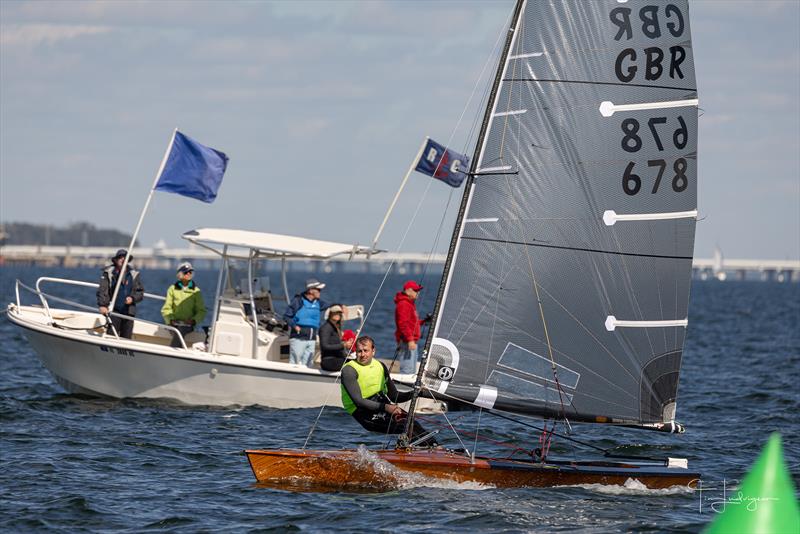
[
  {"left": 183, "top": 228, "right": 379, "bottom": 358},
  {"left": 181, "top": 228, "right": 382, "bottom": 260}
]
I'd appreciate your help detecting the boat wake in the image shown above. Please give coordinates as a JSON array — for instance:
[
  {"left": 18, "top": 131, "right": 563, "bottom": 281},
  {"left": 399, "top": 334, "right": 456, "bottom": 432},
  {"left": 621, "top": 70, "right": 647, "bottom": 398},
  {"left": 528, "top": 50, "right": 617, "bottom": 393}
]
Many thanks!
[
  {"left": 568, "top": 477, "right": 694, "bottom": 496},
  {"left": 350, "top": 446, "right": 492, "bottom": 491}
]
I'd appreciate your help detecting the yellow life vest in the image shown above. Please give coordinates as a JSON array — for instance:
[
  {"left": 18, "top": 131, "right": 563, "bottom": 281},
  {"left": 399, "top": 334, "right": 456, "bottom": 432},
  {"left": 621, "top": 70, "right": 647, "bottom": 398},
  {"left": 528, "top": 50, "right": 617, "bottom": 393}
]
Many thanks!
[{"left": 341, "top": 358, "right": 387, "bottom": 414}]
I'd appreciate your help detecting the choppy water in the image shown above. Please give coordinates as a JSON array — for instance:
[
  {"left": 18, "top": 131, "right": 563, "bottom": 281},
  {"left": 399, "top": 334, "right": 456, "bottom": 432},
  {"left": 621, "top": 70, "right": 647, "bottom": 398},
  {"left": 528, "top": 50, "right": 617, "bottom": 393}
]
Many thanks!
[{"left": 1, "top": 266, "right": 798, "bottom": 532}]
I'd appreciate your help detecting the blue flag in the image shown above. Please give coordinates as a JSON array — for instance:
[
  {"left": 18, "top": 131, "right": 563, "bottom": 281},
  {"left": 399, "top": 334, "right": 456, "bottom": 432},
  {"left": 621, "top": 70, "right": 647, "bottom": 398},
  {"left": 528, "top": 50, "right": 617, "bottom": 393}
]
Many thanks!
[
  {"left": 154, "top": 131, "right": 229, "bottom": 203},
  {"left": 414, "top": 138, "right": 469, "bottom": 188}
]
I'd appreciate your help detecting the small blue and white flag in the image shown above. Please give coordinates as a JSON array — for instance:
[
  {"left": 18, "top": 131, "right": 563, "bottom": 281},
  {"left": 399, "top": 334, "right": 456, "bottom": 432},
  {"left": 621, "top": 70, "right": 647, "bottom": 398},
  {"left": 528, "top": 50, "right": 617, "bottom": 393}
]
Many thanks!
[
  {"left": 414, "top": 138, "right": 469, "bottom": 188},
  {"left": 154, "top": 130, "right": 229, "bottom": 203}
]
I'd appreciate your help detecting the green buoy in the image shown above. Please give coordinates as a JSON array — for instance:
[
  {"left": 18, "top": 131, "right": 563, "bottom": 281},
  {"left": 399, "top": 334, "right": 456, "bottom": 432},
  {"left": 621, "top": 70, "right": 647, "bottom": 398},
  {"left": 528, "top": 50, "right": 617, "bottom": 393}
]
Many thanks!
[{"left": 705, "top": 433, "right": 800, "bottom": 533}]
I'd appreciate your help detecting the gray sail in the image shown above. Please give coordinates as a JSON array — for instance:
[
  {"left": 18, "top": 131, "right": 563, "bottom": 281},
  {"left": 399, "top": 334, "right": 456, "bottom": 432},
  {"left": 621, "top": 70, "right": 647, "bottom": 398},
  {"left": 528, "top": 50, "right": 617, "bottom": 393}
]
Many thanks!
[{"left": 424, "top": 0, "right": 698, "bottom": 426}]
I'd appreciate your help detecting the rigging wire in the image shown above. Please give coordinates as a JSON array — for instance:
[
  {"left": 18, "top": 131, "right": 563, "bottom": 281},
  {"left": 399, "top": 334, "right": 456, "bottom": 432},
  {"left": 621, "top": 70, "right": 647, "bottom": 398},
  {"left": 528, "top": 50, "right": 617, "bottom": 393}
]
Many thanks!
[
  {"left": 516, "top": 18, "right": 571, "bottom": 446},
  {"left": 484, "top": 409, "right": 608, "bottom": 455},
  {"left": 302, "top": 6, "right": 516, "bottom": 450},
  {"left": 483, "top": 6, "right": 570, "bottom": 441},
  {"left": 416, "top": 382, "right": 675, "bottom": 463}
]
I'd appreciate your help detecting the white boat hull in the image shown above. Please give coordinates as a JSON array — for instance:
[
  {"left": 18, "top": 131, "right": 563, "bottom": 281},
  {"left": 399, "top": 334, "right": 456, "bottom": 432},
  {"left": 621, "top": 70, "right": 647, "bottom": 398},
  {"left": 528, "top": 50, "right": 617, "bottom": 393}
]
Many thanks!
[
  {"left": 7, "top": 304, "right": 425, "bottom": 409},
  {"left": 24, "top": 326, "right": 341, "bottom": 407}
]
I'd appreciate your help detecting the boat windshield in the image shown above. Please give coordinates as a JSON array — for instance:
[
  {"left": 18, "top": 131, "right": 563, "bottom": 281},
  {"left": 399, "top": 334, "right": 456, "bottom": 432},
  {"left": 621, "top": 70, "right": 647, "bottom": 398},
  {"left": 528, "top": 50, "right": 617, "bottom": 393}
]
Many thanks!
[{"left": 226, "top": 258, "right": 272, "bottom": 300}]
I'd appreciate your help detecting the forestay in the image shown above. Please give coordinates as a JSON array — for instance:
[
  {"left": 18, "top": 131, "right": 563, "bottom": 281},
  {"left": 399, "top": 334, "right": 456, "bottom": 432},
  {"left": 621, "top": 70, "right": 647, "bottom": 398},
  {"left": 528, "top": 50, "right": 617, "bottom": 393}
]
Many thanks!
[{"left": 424, "top": 0, "right": 698, "bottom": 426}]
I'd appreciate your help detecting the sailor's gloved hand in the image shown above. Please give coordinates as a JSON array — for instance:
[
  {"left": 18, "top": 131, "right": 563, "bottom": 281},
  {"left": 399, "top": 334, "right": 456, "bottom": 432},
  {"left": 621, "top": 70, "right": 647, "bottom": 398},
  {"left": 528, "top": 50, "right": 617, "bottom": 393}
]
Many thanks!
[
  {"left": 385, "top": 404, "right": 407, "bottom": 422},
  {"left": 422, "top": 313, "right": 433, "bottom": 324}
]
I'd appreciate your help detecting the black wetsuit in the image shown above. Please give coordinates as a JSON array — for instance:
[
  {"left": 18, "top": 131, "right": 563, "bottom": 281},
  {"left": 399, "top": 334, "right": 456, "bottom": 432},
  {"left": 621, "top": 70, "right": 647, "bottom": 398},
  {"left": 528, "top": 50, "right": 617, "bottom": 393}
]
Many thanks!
[{"left": 341, "top": 361, "right": 436, "bottom": 446}]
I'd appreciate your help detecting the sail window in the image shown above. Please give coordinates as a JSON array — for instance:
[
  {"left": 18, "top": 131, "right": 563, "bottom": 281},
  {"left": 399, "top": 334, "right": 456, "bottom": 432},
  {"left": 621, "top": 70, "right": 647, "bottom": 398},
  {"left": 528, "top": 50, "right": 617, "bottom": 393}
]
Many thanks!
[
  {"left": 599, "top": 98, "right": 699, "bottom": 117},
  {"left": 605, "top": 315, "right": 688, "bottom": 331},
  {"left": 602, "top": 209, "right": 698, "bottom": 226},
  {"left": 497, "top": 342, "right": 580, "bottom": 389},
  {"left": 487, "top": 371, "right": 574, "bottom": 404}
]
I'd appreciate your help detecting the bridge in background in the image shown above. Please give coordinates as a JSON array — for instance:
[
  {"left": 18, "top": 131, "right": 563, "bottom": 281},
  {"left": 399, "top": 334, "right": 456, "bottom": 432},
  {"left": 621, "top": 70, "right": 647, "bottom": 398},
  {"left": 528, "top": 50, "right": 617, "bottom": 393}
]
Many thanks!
[{"left": 1, "top": 244, "right": 797, "bottom": 281}]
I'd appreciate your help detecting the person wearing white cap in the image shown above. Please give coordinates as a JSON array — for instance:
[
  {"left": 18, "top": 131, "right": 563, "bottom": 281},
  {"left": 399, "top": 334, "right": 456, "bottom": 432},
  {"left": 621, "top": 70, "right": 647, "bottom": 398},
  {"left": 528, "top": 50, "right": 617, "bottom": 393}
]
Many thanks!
[
  {"left": 161, "top": 262, "right": 206, "bottom": 348},
  {"left": 282, "top": 278, "right": 330, "bottom": 367}
]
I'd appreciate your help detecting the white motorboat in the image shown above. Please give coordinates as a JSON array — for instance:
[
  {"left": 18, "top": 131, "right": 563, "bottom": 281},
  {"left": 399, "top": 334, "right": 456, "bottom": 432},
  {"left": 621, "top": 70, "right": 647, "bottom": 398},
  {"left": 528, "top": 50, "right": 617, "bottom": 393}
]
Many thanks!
[{"left": 7, "top": 227, "right": 429, "bottom": 409}]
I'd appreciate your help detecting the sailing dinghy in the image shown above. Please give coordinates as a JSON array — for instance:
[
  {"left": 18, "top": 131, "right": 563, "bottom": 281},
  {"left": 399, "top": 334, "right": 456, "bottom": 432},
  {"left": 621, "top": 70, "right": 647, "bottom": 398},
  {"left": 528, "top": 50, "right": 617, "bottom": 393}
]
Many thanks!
[{"left": 246, "top": 0, "right": 701, "bottom": 490}]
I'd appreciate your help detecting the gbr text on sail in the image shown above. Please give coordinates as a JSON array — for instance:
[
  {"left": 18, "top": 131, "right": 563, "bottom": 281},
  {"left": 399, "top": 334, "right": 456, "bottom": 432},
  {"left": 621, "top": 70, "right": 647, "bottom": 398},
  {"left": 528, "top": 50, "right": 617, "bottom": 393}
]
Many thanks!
[{"left": 610, "top": 4, "right": 687, "bottom": 83}]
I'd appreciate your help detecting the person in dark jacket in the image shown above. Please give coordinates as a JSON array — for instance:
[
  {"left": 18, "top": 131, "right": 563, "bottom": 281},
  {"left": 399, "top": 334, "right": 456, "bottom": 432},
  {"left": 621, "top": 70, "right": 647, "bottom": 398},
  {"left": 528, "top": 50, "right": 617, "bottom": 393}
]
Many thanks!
[
  {"left": 340, "top": 336, "right": 436, "bottom": 446},
  {"left": 319, "top": 304, "right": 349, "bottom": 371},
  {"left": 96, "top": 249, "right": 144, "bottom": 339},
  {"left": 282, "top": 278, "right": 329, "bottom": 367},
  {"left": 394, "top": 280, "right": 430, "bottom": 374}
]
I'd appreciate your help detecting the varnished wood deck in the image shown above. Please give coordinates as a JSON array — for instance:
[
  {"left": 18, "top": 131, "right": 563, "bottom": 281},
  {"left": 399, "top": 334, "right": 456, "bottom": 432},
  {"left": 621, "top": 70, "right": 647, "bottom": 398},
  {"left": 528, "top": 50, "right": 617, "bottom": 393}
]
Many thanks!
[{"left": 245, "top": 448, "right": 700, "bottom": 492}]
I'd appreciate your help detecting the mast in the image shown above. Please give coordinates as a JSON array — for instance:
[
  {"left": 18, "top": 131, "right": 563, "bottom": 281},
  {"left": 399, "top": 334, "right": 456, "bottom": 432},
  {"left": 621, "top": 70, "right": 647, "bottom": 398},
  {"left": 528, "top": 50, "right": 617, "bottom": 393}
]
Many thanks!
[
  {"left": 409, "top": 0, "right": 698, "bottom": 428},
  {"left": 400, "top": 0, "right": 527, "bottom": 446}
]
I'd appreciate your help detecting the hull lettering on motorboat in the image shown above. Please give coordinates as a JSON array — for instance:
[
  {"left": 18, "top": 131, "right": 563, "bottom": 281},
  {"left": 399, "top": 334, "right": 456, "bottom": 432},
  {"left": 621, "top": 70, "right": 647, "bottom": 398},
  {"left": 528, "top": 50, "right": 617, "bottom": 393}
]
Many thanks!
[{"left": 99, "top": 345, "right": 136, "bottom": 357}]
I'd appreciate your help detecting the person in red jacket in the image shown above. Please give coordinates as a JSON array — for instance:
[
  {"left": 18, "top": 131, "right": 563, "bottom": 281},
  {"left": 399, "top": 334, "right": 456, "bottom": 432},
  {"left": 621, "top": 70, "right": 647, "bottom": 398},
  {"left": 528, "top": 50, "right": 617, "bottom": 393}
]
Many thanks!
[{"left": 394, "top": 280, "right": 430, "bottom": 374}]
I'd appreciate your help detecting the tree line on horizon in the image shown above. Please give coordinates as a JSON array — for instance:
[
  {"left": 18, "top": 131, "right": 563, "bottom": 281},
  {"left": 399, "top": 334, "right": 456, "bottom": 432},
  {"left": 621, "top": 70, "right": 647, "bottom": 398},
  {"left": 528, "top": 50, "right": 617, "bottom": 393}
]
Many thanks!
[{"left": 0, "top": 222, "right": 136, "bottom": 247}]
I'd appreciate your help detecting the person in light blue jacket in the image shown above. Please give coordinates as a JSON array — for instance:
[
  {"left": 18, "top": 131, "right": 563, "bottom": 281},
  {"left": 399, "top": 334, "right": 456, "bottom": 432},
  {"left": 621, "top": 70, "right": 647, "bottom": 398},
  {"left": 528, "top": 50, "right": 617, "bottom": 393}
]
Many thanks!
[{"left": 283, "top": 278, "right": 329, "bottom": 367}]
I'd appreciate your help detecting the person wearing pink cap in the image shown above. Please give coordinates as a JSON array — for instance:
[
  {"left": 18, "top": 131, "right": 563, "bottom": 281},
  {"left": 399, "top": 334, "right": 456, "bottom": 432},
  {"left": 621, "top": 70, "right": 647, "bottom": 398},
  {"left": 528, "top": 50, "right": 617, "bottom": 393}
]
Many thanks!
[{"left": 393, "top": 280, "right": 430, "bottom": 374}]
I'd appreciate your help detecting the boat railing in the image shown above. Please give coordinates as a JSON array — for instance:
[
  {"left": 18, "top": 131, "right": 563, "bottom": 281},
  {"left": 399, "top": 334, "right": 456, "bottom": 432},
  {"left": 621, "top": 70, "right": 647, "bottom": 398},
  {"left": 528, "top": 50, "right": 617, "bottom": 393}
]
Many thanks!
[{"left": 14, "top": 278, "right": 189, "bottom": 349}]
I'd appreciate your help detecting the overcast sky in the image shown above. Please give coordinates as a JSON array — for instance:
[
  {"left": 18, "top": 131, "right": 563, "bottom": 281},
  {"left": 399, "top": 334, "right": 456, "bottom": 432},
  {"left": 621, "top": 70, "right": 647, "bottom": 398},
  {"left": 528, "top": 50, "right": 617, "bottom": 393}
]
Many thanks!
[{"left": 1, "top": 0, "right": 798, "bottom": 260}]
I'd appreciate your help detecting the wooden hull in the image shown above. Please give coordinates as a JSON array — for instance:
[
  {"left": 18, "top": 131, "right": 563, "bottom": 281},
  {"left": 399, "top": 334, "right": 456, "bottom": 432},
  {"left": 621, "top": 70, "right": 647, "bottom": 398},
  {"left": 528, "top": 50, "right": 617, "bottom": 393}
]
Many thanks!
[{"left": 245, "top": 448, "right": 700, "bottom": 492}]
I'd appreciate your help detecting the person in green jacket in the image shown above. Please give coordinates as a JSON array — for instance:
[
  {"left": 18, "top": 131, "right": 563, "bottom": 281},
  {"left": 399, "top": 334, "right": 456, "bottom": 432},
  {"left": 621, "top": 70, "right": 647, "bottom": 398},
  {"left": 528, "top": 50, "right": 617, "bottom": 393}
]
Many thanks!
[{"left": 161, "top": 262, "right": 206, "bottom": 348}]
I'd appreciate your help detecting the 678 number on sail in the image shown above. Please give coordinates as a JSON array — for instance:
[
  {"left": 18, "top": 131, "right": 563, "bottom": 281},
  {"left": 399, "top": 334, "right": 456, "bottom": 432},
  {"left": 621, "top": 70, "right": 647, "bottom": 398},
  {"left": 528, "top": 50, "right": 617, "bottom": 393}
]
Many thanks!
[{"left": 619, "top": 115, "right": 689, "bottom": 195}]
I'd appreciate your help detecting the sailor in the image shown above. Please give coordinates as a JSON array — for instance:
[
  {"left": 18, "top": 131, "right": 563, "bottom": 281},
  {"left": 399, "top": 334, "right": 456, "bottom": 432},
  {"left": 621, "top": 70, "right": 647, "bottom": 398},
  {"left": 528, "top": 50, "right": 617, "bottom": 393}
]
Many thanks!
[
  {"left": 341, "top": 336, "right": 436, "bottom": 446},
  {"left": 283, "top": 278, "right": 329, "bottom": 367},
  {"left": 96, "top": 249, "right": 144, "bottom": 339},
  {"left": 393, "top": 280, "right": 431, "bottom": 374},
  {"left": 319, "top": 304, "right": 349, "bottom": 371},
  {"left": 161, "top": 262, "right": 206, "bottom": 348}
]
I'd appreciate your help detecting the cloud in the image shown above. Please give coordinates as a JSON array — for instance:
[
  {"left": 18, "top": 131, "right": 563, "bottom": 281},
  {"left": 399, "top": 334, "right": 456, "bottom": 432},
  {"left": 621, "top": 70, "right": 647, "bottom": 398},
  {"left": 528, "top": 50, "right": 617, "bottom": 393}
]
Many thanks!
[
  {"left": 0, "top": 0, "right": 796, "bottom": 259},
  {"left": 196, "top": 81, "right": 372, "bottom": 105},
  {"left": 0, "top": 23, "right": 111, "bottom": 47},
  {"left": 287, "top": 118, "right": 330, "bottom": 139},
  {"left": 700, "top": 113, "right": 735, "bottom": 127}
]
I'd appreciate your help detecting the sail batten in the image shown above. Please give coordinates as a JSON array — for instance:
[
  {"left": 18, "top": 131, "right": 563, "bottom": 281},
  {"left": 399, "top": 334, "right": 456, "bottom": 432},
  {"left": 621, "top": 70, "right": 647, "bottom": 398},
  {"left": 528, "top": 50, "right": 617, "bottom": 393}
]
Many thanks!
[
  {"left": 460, "top": 236, "right": 694, "bottom": 261},
  {"left": 599, "top": 98, "right": 699, "bottom": 117},
  {"left": 504, "top": 78, "right": 697, "bottom": 92},
  {"left": 424, "top": 0, "right": 698, "bottom": 427}
]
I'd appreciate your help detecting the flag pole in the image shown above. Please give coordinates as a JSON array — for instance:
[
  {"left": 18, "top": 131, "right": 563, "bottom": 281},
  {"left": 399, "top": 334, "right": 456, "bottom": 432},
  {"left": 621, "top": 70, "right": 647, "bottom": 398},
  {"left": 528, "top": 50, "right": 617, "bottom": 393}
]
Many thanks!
[
  {"left": 369, "top": 136, "right": 429, "bottom": 254},
  {"left": 108, "top": 128, "right": 178, "bottom": 324}
]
